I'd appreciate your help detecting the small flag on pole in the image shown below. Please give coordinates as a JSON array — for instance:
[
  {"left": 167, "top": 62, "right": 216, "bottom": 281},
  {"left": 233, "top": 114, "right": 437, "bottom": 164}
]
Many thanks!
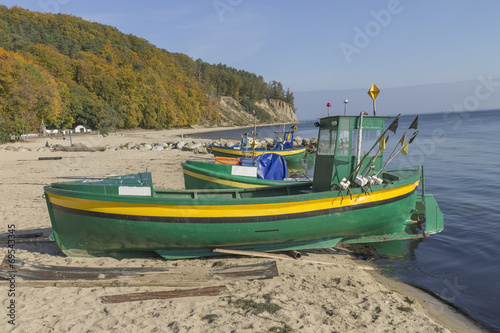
[
  {"left": 401, "top": 142, "right": 409, "bottom": 156},
  {"left": 409, "top": 131, "right": 419, "bottom": 144},
  {"left": 409, "top": 115, "right": 419, "bottom": 130},
  {"left": 399, "top": 133, "right": 406, "bottom": 147},
  {"left": 378, "top": 135, "right": 386, "bottom": 151},
  {"left": 400, "top": 131, "right": 418, "bottom": 156},
  {"left": 388, "top": 117, "right": 399, "bottom": 134}
]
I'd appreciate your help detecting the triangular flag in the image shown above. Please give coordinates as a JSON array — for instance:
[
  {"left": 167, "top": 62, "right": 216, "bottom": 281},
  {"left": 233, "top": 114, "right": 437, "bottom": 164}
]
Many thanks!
[
  {"left": 388, "top": 117, "right": 399, "bottom": 133},
  {"left": 399, "top": 133, "right": 406, "bottom": 147},
  {"left": 378, "top": 135, "right": 386, "bottom": 151},
  {"left": 401, "top": 142, "right": 409, "bottom": 156},
  {"left": 408, "top": 131, "right": 419, "bottom": 144},
  {"left": 408, "top": 131, "right": 418, "bottom": 143},
  {"left": 410, "top": 116, "right": 418, "bottom": 130}
]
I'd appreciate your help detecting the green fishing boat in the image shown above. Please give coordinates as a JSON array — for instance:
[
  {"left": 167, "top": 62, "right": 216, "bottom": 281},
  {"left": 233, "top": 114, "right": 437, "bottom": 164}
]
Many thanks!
[
  {"left": 44, "top": 114, "right": 443, "bottom": 259},
  {"left": 182, "top": 154, "right": 311, "bottom": 190},
  {"left": 210, "top": 145, "right": 307, "bottom": 163},
  {"left": 209, "top": 125, "right": 307, "bottom": 163}
]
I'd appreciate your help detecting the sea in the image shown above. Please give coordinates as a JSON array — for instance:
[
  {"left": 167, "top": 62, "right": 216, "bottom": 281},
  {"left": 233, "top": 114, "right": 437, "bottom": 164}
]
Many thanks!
[{"left": 191, "top": 109, "right": 500, "bottom": 332}]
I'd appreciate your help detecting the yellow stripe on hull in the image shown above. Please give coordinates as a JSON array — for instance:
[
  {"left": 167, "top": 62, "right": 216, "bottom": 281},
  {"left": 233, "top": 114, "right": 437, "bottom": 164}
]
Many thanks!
[{"left": 47, "top": 181, "right": 419, "bottom": 219}]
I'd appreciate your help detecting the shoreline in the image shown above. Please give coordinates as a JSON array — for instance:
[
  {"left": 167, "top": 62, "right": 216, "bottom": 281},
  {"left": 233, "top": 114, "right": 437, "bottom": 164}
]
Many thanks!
[
  {"left": 368, "top": 271, "right": 484, "bottom": 332},
  {"left": 0, "top": 127, "right": 484, "bottom": 332}
]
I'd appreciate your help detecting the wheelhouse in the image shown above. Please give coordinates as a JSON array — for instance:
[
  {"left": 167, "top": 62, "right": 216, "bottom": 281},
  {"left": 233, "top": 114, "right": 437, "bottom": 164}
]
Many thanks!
[{"left": 312, "top": 115, "right": 388, "bottom": 191}]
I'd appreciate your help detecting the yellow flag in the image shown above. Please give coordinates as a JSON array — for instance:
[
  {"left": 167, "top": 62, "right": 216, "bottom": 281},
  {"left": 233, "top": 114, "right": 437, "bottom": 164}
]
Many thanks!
[
  {"left": 378, "top": 135, "right": 385, "bottom": 151},
  {"left": 399, "top": 133, "right": 406, "bottom": 147},
  {"left": 401, "top": 142, "right": 409, "bottom": 156}
]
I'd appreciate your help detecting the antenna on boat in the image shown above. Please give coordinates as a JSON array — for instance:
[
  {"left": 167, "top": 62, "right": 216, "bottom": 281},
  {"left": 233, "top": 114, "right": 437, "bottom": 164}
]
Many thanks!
[
  {"left": 252, "top": 110, "right": 257, "bottom": 159},
  {"left": 326, "top": 102, "right": 331, "bottom": 116},
  {"left": 355, "top": 112, "right": 369, "bottom": 171},
  {"left": 344, "top": 99, "right": 348, "bottom": 115}
]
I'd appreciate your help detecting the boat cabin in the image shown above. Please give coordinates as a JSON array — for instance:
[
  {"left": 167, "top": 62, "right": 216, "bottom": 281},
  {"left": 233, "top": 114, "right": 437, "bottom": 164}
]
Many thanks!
[{"left": 312, "top": 115, "right": 387, "bottom": 192}]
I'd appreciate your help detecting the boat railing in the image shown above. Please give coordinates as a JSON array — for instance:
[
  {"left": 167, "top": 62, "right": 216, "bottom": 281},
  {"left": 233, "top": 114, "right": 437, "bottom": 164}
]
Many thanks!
[
  {"left": 383, "top": 165, "right": 424, "bottom": 196},
  {"left": 153, "top": 181, "right": 310, "bottom": 199}
]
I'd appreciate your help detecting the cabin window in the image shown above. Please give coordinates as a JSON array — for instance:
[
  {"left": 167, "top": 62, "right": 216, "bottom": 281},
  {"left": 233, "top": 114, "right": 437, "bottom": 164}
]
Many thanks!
[
  {"left": 317, "top": 128, "right": 337, "bottom": 155},
  {"left": 351, "top": 129, "right": 382, "bottom": 156},
  {"left": 336, "top": 119, "right": 350, "bottom": 156}
]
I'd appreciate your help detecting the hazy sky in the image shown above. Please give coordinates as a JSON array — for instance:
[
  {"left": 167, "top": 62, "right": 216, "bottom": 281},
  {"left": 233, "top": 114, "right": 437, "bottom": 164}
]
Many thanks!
[{"left": 3, "top": 0, "right": 500, "bottom": 118}]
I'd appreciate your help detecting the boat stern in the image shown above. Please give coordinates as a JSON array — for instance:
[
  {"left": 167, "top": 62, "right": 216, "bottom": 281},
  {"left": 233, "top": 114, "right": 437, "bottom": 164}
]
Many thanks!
[{"left": 414, "top": 194, "right": 444, "bottom": 236}]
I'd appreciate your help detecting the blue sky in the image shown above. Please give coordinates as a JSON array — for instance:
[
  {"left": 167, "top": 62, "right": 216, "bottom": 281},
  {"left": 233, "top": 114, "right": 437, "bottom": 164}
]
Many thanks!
[{"left": 3, "top": 0, "right": 500, "bottom": 118}]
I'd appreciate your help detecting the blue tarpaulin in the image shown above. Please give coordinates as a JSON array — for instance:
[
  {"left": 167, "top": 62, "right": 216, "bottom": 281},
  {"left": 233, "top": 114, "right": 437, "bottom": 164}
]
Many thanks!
[{"left": 256, "top": 153, "right": 288, "bottom": 180}]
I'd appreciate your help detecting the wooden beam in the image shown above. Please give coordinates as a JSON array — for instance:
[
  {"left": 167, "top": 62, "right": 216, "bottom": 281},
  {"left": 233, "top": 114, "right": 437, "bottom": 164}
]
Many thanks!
[
  {"left": 99, "top": 285, "right": 228, "bottom": 304},
  {"left": 212, "top": 248, "right": 373, "bottom": 270},
  {"left": 0, "top": 256, "right": 279, "bottom": 288}
]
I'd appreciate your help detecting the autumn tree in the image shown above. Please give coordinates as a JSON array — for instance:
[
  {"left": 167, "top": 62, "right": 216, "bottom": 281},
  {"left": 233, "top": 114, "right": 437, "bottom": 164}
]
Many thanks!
[{"left": 0, "top": 5, "right": 292, "bottom": 135}]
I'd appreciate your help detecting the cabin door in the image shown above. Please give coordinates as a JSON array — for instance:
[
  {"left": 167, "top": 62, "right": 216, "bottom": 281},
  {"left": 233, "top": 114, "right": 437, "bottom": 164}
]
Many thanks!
[{"left": 312, "top": 119, "right": 351, "bottom": 192}]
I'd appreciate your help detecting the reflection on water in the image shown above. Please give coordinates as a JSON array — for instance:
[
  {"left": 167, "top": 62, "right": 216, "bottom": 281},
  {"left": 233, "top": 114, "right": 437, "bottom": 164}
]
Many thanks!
[{"left": 353, "top": 240, "right": 423, "bottom": 277}]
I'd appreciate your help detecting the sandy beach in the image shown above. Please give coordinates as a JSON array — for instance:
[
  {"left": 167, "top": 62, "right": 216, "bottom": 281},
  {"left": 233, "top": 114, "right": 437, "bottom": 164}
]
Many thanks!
[{"left": 1, "top": 128, "right": 483, "bottom": 332}]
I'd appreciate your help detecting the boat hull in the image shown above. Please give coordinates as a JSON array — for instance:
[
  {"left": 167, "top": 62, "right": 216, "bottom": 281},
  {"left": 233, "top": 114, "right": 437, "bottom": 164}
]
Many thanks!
[
  {"left": 182, "top": 160, "right": 308, "bottom": 190},
  {"left": 210, "top": 145, "right": 307, "bottom": 163},
  {"left": 44, "top": 176, "right": 440, "bottom": 258}
]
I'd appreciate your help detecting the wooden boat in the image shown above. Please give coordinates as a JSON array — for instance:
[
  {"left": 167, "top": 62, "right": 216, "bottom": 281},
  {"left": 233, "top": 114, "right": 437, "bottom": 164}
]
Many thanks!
[
  {"left": 44, "top": 114, "right": 444, "bottom": 259},
  {"left": 210, "top": 145, "right": 307, "bottom": 163},
  {"left": 209, "top": 126, "right": 307, "bottom": 163},
  {"left": 182, "top": 154, "right": 312, "bottom": 190}
]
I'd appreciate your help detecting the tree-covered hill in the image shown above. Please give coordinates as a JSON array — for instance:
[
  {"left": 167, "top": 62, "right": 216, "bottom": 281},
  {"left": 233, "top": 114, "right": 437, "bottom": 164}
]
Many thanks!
[{"left": 0, "top": 5, "right": 294, "bottom": 137}]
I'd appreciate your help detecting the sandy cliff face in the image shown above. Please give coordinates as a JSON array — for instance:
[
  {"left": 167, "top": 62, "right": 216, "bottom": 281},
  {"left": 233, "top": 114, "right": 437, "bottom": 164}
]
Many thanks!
[
  {"left": 214, "top": 97, "right": 297, "bottom": 126},
  {"left": 255, "top": 99, "right": 297, "bottom": 123}
]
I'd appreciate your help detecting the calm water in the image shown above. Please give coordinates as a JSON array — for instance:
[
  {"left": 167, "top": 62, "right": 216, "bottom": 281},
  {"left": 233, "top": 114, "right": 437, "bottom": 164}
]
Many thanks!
[{"left": 192, "top": 110, "right": 500, "bottom": 331}]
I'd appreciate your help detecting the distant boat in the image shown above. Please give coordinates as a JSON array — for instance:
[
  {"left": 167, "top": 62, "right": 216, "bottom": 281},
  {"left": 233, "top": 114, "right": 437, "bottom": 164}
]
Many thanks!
[
  {"left": 182, "top": 154, "right": 311, "bottom": 190},
  {"left": 209, "top": 126, "right": 307, "bottom": 163},
  {"left": 44, "top": 114, "right": 443, "bottom": 259}
]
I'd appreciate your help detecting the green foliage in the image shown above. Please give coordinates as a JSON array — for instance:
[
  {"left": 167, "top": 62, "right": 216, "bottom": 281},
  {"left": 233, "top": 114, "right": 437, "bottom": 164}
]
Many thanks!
[
  {"left": 240, "top": 97, "right": 272, "bottom": 123},
  {"left": 0, "top": 5, "right": 293, "bottom": 135},
  {"left": 232, "top": 298, "right": 281, "bottom": 315},
  {"left": 0, "top": 130, "right": 10, "bottom": 143}
]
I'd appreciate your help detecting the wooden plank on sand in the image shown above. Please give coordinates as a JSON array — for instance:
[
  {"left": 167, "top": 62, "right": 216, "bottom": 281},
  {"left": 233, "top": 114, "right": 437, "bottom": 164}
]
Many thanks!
[
  {"left": 212, "top": 248, "right": 374, "bottom": 270},
  {"left": 99, "top": 285, "right": 228, "bottom": 304},
  {"left": 0, "top": 256, "right": 279, "bottom": 287}
]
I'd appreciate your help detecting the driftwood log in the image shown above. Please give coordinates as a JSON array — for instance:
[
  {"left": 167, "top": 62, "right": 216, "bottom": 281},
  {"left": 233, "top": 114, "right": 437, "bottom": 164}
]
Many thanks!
[
  {"left": 0, "top": 255, "right": 279, "bottom": 288},
  {"left": 99, "top": 285, "right": 228, "bottom": 304}
]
